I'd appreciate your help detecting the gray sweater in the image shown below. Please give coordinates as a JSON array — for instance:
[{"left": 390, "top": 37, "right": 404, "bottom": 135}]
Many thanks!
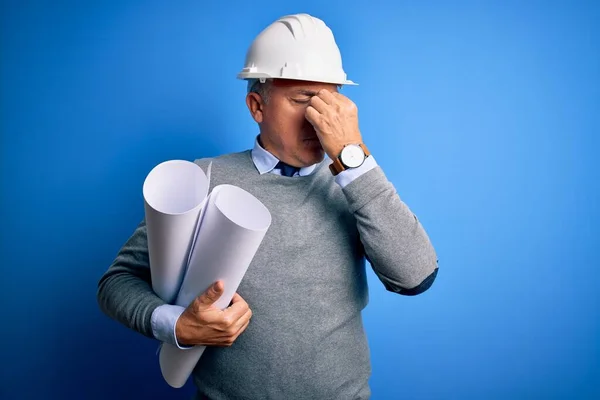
[{"left": 97, "top": 150, "right": 439, "bottom": 399}]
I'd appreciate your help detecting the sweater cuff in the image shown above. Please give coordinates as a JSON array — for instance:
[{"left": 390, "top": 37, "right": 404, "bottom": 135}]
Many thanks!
[{"left": 341, "top": 165, "right": 393, "bottom": 213}]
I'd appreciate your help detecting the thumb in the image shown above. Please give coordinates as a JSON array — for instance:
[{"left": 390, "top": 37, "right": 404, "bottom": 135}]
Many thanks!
[{"left": 195, "top": 281, "right": 224, "bottom": 310}]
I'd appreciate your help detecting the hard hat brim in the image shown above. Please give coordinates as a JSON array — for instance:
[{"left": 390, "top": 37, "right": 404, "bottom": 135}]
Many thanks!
[{"left": 237, "top": 72, "right": 358, "bottom": 86}]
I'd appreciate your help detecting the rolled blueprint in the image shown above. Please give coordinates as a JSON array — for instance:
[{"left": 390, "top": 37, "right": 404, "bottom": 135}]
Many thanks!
[
  {"left": 143, "top": 160, "right": 210, "bottom": 304},
  {"left": 159, "top": 183, "right": 272, "bottom": 388}
]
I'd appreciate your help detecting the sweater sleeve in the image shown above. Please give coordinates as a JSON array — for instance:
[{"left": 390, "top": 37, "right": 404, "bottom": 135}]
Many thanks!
[
  {"left": 342, "top": 166, "right": 439, "bottom": 296},
  {"left": 97, "top": 218, "right": 166, "bottom": 338}
]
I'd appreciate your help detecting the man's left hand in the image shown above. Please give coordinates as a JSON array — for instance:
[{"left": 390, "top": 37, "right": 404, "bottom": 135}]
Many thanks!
[{"left": 305, "top": 89, "right": 364, "bottom": 160}]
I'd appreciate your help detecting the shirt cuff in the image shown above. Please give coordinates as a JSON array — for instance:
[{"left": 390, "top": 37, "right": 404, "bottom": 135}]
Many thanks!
[
  {"left": 334, "top": 155, "right": 378, "bottom": 188},
  {"left": 150, "top": 304, "right": 193, "bottom": 349}
]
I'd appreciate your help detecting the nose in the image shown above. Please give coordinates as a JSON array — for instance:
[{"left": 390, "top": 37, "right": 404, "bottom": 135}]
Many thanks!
[{"left": 302, "top": 118, "right": 316, "bottom": 134}]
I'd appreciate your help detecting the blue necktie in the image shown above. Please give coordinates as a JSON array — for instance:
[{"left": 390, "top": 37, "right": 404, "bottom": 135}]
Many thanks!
[{"left": 276, "top": 161, "right": 300, "bottom": 177}]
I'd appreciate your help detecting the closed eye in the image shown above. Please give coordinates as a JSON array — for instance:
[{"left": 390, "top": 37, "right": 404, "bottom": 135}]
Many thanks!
[{"left": 292, "top": 98, "right": 311, "bottom": 104}]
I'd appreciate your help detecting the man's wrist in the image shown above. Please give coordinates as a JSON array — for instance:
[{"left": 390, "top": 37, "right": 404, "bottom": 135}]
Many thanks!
[
  {"left": 329, "top": 142, "right": 370, "bottom": 176},
  {"left": 174, "top": 311, "right": 195, "bottom": 349},
  {"left": 151, "top": 304, "right": 193, "bottom": 349},
  {"left": 334, "top": 154, "right": 378, "bottom": 188}
]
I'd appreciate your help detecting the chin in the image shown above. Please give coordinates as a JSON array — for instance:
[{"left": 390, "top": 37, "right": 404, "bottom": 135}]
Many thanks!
[
  {"left": 294, "top": 142, "right": 325, "bottom": 166},
  {"left": 303, "top": 149, "right": 325, "bottom": 166}
]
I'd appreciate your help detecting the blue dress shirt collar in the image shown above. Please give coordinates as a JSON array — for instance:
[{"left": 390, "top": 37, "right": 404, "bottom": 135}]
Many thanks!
[{"left": 251, "top": 135, "right": 322, "bottom": 177}]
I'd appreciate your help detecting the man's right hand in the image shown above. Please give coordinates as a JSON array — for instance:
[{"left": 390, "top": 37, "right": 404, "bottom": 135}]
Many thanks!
[{"left": 175, "top": 281, "right": 252, "bottom": 347}]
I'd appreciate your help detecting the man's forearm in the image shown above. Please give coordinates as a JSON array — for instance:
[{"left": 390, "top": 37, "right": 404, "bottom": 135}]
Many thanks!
[
  {"left": 97, "top": 219, "right": 166, "bottom": 338},
  {"left": 342, "top": 165, "right": 439, "bottom": 295}
]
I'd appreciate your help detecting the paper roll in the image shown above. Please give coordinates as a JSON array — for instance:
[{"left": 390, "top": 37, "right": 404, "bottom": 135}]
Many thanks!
[
  {"left": 142, "top": 159, "right": 271, "bottom": 388},
  {"left": 159, "top": 183, "right": 272, "bottom": 388},
  {"left": 142, "top": 160, "right": 210, "bottom": 304}
]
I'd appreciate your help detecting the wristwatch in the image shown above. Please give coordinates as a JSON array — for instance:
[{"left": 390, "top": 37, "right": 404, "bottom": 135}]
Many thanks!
[{"left": 329, "top": 143, "right": 371, "bottom": 176}]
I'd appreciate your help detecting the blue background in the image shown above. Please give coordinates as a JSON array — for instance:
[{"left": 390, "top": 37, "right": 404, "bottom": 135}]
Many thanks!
[{"left": 1, "top": 1, "right": 598, "bottom": 399}]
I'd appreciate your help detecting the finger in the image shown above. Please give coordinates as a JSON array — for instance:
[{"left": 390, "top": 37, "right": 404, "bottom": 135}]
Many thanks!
[
  {"left": 316, "top": 88, "right": 335, "bottom": 104},
  {"left": 236, "top": 318, "right": 251, "bottom": 336},
  {"left": 235, "top": 307, "right": 252, "bottom": 330},
  {"left": 305, "top": 106, "right": 321, "bottom": 126},
  {"left": 209, "top": 313, "right": 251, "bottom": 346},
  {"left": 309, "top": 94, "right": 328, "bottom": 114},
  {"left": 222, "top": 294, "right": 250, "bottom": 322},
  {"left": 194, "top": 280, "right": 224, "bottom": 311},
  {"left": 231, "top": 318, "right": 251, "bottom": 342},
  {"left": 332, "top": 92, "right": 356, "bottom": 111},
  {"left": 229, "top": 292, "right": 244, "bottom": 304},
  {"left": 219, "top": 307, "right": 252, "bottom": 337}
]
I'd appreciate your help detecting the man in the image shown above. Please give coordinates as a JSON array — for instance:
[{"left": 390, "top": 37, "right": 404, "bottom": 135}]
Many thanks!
[{"left": 97, "top": 13, "right": 439, "bottom": 400}]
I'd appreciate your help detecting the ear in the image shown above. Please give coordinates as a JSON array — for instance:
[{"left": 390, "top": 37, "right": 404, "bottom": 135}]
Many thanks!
[{"left": 246, "top": 92, "right": 264, "bottom": 123}]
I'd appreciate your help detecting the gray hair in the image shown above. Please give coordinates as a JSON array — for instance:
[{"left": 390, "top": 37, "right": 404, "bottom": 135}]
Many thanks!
[{"left": 247, "top": 78, "right": 272, "bottom": 104}]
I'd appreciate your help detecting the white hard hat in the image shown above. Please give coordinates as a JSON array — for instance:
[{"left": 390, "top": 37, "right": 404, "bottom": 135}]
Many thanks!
[{"left": 237, "top": 13, "right": 357, "bottom": 86}]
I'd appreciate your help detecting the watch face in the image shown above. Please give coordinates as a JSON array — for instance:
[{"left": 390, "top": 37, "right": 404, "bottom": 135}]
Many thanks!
[{"left": 340, "top": 144, "right": 365, "bottom": 168}]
